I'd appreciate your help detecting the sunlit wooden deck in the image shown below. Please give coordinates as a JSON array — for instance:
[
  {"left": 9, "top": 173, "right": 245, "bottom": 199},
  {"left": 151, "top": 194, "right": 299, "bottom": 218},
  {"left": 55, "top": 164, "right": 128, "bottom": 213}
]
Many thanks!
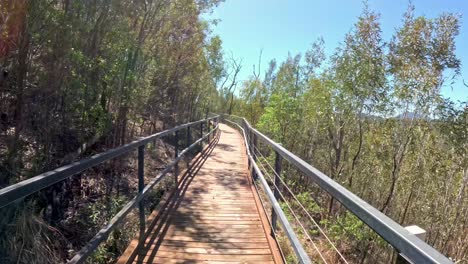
[{"left": 117, "top": 124, "right": 283, "bottom": 264}]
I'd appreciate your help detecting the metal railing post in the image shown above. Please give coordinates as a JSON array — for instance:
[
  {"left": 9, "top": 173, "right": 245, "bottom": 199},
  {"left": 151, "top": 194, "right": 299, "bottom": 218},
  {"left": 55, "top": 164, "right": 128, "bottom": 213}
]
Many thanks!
[
  {"left": 186, "top": 126, "right": 191, "bottom": 147},
  {"left": 137, "top": 145, "right": 145, "bottom": 255},
  {"left": 200, "top": 122, "right": 203, "bottom": 141},
  {"left": 251, "top": 132, "right": 258, "bottom": 180},
  {"left": 271, "top": 150, "right": 282, "bottom": 235},
  {"left": 247, "top": 128, "right": 253, "bottom": 174},
  {"left": 396, "top": 226, "right": 427, "bottom": 264},
  {"left": 174, "top": 131, "right": 179, "bottom": 187},
  {"left": 210, "top": 120, "right": 214, "bottom": 141},
  {"left": 207, "top": 120, "right": 211, "bottom": 141},
  {"left": 244, "top": 125, "right": 251, "bottom": 169}
]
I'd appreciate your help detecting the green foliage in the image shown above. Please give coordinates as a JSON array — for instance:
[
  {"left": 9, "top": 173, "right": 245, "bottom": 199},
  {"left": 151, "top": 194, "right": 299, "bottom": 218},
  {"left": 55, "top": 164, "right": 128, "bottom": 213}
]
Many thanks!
[
  {"left": 295, "top": 192, "right": 322, "bottom": 215},
  {"left": 325, "top": 212, "right": 366, "bottom": 242},
  {"left": 83, "top": 196, "right": 131, "bottom": 264},
  {"left": 88, "top": 196, "right": 127, "bottom": 226},
  {"left": 0, "top": 0, "right": 225, "bottom": 262},
  {"left": 258, "top": 92, "right": 302, "bottom": 143},
  {"left": 233, "top": 2, "right": 466, "bottom": 262}
]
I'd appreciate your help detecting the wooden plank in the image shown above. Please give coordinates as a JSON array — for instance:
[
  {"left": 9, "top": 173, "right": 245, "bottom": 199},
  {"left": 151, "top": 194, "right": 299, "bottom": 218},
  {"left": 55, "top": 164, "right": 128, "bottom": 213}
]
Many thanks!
[
  {"left": 172, "top": 217, "right": 260, "bottom": 221},
  {"left": 180, "top": 197, "right": 255, "bottom": 201},
  {"left": 182, "top": 184, "right": 250, "bottom": 187},
  {"left": 143, "top": 229, "right": 267, "bottom": 242},
  {"left": 183, "top": 184, "right": 250, "bottom": 188},
  {"left": 144, "top": 252, "right": 274, "bottom": 261},
  {"left": 171, "top": 213, "right": 260, "bottom": 217},
  {"left": 180, "top": 189, "right": 251, "bottom": 194},
  {"left": 133, "top": 257, "right": 274, "bottom": 264},
  {"left": 160, "top": 241, "right": 271, "bottom": 249},
  {"left": 180, "top": 196, "right": 255, "bottom": 199},
  {"left": 180, "top": 201, "right": 256, "bottom": 205},
  {"left": 181, "top": 191, "right": 253, "bottom": 195},
  {"left": 176, "top": 206, "right": 258, "bottom": 210},
  {"left": 170, "top": 222, "right": 263, "bottom": 227},
  {"left": 188, "top": 180, "right": 243, "bottom": 183},
  {"left": 164, "top": 231, "right": 267, "bottom": 238},
  {"left": 173, "top": 211, "right": 259, "bottom": 215},
  {"left": 172, "top": 218, "right": 260, "bottom": 223},
  {"left": 175, "top": 208, "right": 258, "bottom": 212},
  {"left": 156, "top": 247, "right": 272, "bottom": 255},
  {"left": 170, "top": 219, "right": 261, "bottom": 224},
  {"left": 175, "top": 208, "right": 259, "bottom": 213},
  {"left": 181, "top": 192, "right": 254, "bottom": 196},
  {"left": 159, "top": 236, "right": 268, "bottom": 243},
  {"left": 167, "top": 225, "right": 263, "bottom": 234}
]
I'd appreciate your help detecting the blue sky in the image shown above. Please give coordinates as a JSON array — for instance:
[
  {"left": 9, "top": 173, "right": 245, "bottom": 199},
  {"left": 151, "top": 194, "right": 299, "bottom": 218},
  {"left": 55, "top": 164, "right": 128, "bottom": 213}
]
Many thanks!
[{"left": 205, "top": 0, "right": 468, "bottom": 102}]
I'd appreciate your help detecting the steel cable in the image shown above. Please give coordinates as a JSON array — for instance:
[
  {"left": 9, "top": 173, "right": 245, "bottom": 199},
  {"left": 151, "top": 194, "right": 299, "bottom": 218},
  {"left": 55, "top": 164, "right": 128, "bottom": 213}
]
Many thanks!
[
  {"left": 253, "top": 144, "right": 349, "bottom": 264},
  {"left": 254, "top": 157, "right": 329, "bottom": 264}
]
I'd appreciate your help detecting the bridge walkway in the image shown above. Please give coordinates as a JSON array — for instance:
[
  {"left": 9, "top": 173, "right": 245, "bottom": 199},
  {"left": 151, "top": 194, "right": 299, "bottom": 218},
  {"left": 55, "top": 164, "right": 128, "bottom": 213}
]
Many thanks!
[{"left": 117, "top": 124, "right": 283, "bottom": 264}]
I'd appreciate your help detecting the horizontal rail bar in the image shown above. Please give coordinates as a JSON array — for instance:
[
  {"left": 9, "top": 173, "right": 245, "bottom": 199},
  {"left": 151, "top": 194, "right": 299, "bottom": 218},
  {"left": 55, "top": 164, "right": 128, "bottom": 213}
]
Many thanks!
[
  {"left": 68, "top": 123, "right": 219, "bottom": 264},
  {"left": 229, "top": 116, "right": 452, "bottom": 264},
  {"left": 0, "top": 117, "right": 218, "bottom": 209},
  {"left": 223, "top": 118, "right": 311, "bottom": 264},
  {"left": 250, "top": 158, "right": 311, "bottom": 264}
]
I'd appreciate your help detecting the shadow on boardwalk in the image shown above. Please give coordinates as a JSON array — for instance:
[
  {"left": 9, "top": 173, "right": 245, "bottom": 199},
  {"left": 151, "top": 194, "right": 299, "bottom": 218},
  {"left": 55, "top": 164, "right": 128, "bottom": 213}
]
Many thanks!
[{"left": 118, "top": 124, "right": 280, "bottom": 264}]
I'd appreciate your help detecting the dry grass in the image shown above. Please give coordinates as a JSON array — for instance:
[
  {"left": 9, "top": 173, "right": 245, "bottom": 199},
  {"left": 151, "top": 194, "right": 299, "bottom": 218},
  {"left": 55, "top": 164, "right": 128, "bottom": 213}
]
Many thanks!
[
  {"left": 0, "top": 135, "right": 190, "bottom": 264},
  {"left": 1, "top": 205, "right": 67, "bottom": 264}
]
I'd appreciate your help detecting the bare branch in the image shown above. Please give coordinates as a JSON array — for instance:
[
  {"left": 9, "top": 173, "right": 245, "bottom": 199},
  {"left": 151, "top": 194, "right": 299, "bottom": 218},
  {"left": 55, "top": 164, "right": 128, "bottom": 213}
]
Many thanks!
[{"left": 252, "top": 48, "right": 263, "bottom": 80}]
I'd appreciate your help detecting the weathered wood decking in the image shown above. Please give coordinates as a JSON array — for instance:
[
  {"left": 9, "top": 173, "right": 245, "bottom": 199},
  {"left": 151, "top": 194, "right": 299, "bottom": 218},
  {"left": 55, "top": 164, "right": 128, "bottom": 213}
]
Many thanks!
[{"left": 117, "top": 124, "right": 283, "bottom": 264}]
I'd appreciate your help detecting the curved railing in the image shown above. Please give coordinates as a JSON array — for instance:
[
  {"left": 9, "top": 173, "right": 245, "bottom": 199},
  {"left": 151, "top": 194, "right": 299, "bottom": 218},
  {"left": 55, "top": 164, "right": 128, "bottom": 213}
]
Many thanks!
[
  {"left": 223, "top": 114, "right": 452, "bottom": 264},
  {"left": 0, "top": 116, "right": 220, "bottom": 264}
]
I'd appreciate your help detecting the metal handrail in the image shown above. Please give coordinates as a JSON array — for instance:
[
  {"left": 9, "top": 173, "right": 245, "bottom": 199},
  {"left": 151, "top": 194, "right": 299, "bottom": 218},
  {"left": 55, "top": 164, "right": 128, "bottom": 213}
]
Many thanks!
[
  {"left": 0, "top": 117, "right": 217, "bottom": 208},
  {"left": 223, "top": 114, "right": 453, "bottom": 264},
  {"left": 0, "top": 116, "right": 220, "bottom": 264}
]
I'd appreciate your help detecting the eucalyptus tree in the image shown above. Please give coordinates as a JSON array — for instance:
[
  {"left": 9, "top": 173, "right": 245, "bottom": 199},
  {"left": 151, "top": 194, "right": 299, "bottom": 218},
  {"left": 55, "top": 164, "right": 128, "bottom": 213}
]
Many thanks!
[
  {"left": 257, "top": 53, "right": 304, "bottom": 146},
  {"left": 318, "top": 5, "right": 387, "bottom": 217},
  {"left": 382, "top": 4, "right": 461, "bottom": 213}
]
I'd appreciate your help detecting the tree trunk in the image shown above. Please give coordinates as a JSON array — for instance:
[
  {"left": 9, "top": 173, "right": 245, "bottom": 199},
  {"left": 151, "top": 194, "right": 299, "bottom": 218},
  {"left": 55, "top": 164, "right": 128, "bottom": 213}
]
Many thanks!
[{"left": 8, "top": 5, "right": 29, "bottom": 174}]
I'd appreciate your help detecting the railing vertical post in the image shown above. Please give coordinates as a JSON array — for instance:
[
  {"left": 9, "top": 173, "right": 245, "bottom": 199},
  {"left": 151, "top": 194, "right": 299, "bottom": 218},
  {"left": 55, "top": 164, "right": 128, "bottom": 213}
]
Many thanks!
[
  {"left": 244, "top": 125, "right": 251, "bottom": 169},
  {"left": 174, "top": 131, "right": 179, "bottom": 187},
  {"left": 396, "top": 226, "right": 427, "bottom": 264},
  {"left": 200, "top": 122, "right": 203, "bottom": 140},
  {"left": 248, "top": 129, "right": 253, "bottom": 173},
  {"left": 210, "top": 120, "right": 213, "bottom": 141},
  {"left": 251, "top": 132, "right": 258, "bottom": 180},
  {"left": 137, "top": 145, "right": 145, "bottom": 255},
  {"left": 207, "top": 120, "right": 210, "bottom": 141},
  {"left": 186, "top": 126, "right": 191, "bottom": 147},
  {"left": 271, "top": 150, "right": 282, "bottom": 235}
]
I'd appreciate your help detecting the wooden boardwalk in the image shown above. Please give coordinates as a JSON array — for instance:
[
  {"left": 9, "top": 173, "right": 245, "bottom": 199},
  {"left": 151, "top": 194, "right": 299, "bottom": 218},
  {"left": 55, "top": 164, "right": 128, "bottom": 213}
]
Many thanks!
[{"left": 118, "top": 124, "right": 283, "bottom": 264}]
